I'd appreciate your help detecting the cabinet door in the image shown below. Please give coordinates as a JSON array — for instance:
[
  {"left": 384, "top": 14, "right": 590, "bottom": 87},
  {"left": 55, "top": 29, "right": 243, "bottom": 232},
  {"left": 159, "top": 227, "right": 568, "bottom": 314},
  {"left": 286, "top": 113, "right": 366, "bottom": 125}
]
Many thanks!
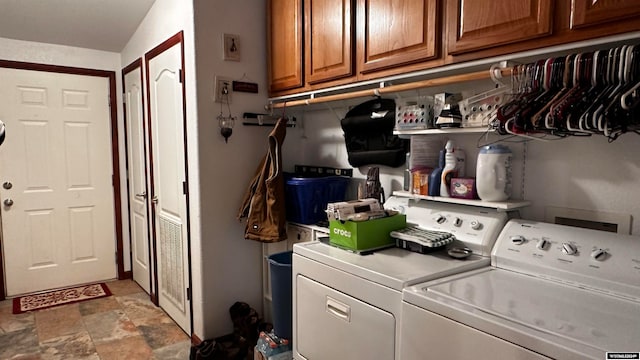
[
  {"left": 447, "top": 0, "right": 553, "bottom": 55},
  {"left": 267, "top": 0, "right": 304, "bottom": 92},
  {"left": 570, "top": 0, "right": 640, "bottom": 29},
  {"left": 305, "top": 0, "right": 355, "bottom": 84},
  {"left": 357, "top": 0, "right": 439, "bottom": 75}
]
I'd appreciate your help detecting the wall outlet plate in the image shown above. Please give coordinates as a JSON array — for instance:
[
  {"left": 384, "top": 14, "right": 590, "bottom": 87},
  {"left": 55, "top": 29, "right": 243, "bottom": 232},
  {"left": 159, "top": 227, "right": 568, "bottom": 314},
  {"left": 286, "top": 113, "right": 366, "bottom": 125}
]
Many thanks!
[{"left": 214, "top": 76, "right": 232, "bottom": 103}]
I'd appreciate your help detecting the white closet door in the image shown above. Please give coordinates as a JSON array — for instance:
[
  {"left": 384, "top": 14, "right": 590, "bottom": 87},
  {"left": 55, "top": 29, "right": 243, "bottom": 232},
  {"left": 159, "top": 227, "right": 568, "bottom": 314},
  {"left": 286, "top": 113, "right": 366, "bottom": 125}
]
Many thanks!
[
  {"left": 147, "top": 40, "right": 191, "bottom": 333},
  {"left": 124, "top": 64, "right": 151, "bottom": 294}
]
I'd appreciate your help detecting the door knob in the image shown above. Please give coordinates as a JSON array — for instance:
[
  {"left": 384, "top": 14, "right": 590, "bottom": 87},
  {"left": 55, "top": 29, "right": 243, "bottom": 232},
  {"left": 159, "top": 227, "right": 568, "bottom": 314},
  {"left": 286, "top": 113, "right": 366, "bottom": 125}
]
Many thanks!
[
  {"left": 4, "top": 198, "right": 13, "bottom": 206},
  {"left": 135, "top": 191, "right": 147, "bottom": 199},
  {"left": 2, "top": 181, "right": 12, "bottom": 190}
]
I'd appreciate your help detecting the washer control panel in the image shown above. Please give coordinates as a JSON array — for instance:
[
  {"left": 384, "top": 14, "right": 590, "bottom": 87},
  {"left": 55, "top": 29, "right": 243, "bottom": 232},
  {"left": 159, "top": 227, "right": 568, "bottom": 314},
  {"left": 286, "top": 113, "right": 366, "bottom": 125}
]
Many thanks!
[{"left": 493, "top": 219, "right": 640, "bottom": 300}]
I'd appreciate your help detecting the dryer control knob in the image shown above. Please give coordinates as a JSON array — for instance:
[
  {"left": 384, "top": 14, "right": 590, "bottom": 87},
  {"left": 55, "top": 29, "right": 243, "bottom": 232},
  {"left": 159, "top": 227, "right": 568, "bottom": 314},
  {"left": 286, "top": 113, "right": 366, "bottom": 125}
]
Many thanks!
[
  {"left": 510, "top": 235, "right": 526, "bottom": 245},
  {"left": 470, "top": 220, "right": 481, "bottom": 230},
  {"left": 537, "top": 238, "right": 550, "bottom": 250},
  {"left": 562, "top": 243, "right": 578, "bottom": 255},
  {"left": 591, "top": 248, "right": 608, "bottom": 261},
  {"left": 436, "top": 215, "right": 446, "bottom": 224},
  {"left": 453, "top": 217, "right": 462, "bottom": 227}
]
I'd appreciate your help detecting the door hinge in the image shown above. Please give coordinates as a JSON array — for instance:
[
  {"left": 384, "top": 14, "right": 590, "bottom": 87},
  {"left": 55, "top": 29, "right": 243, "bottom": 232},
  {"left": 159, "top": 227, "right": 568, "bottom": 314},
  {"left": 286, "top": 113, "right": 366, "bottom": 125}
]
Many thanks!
[
  {"left": 179, "top": 69, "right": 184, "bottom": 83},
  {"left": 186, "top": 287, "right": 191, "bottom": 301},
  {"left": 122, "top": 94, "right": 127, "bottom": 104},
  {"left": 183, "top": 181, "right": 188, "bottom": 195}
]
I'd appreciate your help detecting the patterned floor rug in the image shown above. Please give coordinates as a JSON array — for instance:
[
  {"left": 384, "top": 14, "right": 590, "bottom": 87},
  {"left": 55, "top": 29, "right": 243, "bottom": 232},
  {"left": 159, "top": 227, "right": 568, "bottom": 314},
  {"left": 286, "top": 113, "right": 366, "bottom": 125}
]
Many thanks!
[{"left": 12, "top": 283, "right": 111, "bottom": 314}]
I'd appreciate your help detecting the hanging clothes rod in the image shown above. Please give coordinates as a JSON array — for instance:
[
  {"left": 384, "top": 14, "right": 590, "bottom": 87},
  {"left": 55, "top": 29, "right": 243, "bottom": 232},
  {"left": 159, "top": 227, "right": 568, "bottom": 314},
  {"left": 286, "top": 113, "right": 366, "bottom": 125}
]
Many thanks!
[{"left": 268, "top": 68, "right": 512, "bottom": 109}]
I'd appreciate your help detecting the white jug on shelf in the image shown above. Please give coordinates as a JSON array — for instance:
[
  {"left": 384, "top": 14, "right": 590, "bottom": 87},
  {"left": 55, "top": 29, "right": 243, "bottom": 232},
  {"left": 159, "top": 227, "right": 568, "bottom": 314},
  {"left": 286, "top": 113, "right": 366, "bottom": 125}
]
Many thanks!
[{"left": 476, "top": 145, "right": 512, "bottom": 202}]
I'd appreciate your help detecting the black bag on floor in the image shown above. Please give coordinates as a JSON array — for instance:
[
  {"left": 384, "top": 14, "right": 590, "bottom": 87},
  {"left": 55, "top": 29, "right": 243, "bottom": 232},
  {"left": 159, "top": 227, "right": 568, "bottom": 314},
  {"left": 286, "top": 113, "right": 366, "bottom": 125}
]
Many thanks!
[
  {"left": 341, "top": 98, "right": 408, "bottom": 168},
  {"left": 189, "top": 302, "right": 273, "bottom": 360},
  {"left": 190, "top": 339, "right": 223, "bottom": 360}
]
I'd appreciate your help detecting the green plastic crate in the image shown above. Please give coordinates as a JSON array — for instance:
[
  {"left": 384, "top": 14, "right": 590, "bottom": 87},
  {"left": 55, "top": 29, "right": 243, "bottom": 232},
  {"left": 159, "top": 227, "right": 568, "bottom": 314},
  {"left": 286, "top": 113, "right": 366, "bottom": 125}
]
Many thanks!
[{"left": 329, "top": 214, "right": 406, "bottom": 252}]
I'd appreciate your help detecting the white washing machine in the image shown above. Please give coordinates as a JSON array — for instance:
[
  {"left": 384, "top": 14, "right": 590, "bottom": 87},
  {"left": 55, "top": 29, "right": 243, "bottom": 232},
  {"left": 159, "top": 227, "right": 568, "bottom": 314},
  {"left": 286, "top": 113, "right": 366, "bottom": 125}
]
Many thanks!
[
  {"left": 292, "top": 196, "right": 511, "bottom": 360},
  {"left": 401, "top": 219, "right": 640, "bottom": 360}
]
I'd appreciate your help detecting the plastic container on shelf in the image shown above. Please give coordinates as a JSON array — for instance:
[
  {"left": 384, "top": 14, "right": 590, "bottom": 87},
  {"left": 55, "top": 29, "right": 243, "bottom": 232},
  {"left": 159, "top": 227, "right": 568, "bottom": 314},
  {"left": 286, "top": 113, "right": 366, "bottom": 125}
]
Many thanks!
[
  {"left": 285, "top": 175, "right": 350, "bottom": 225},
  {"left": 268, "top": 251, "right": 293, "bottom": 341},
  {"left": 428, "top": 149, "right": 445, "bottom": 196},
  {"left": 440, "top": 140, "right": 458, "bottom": 197},
  {"left": 476, "top": 144, "right": 513, "bottom": 202}
]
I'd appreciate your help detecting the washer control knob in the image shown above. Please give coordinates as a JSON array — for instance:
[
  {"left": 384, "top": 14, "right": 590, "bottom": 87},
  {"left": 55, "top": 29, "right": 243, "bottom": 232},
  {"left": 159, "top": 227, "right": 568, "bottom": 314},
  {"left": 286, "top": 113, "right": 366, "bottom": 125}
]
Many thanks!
[
  {"left": 537, "top": 238, "right": 550, "bottom": 250},
  {"left": 591, "top": 248, "right": 608, "bottom": 261},
  {"left": 436, "top": 215, "right": 446, "bottom": 224},
  {"left": 470, "top": 220, "right": 481, "bottom": 230},
  {"left": 510, "top": 235, "right": 526, "bottom": 245},
  {"left": 453, "top": 218, "right": 462, "bottom": 227},
  {"left": 562, "top": 243, "right": 578, "bottom": 255}
]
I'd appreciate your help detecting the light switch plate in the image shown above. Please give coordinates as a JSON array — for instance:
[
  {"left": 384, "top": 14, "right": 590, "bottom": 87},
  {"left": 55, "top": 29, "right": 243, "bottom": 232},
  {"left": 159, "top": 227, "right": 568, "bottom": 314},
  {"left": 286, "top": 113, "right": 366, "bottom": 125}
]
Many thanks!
[{"left": 214, "top": 76, "right": 232, "bottom": 103}]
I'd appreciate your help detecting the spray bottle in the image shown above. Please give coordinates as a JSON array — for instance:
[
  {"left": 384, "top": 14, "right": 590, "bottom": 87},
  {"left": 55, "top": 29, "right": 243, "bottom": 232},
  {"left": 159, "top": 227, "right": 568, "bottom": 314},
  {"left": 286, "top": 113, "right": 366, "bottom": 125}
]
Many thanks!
[{"left": 440, "top": 140, "right": 458, "bottom": 197}]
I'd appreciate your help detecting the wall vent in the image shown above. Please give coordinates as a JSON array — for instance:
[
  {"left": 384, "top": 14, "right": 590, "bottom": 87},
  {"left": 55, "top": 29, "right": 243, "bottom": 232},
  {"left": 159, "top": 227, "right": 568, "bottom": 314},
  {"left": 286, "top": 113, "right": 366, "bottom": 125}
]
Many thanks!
[{"left": 544, "top": 206, "right": 631, "bottom": 235}]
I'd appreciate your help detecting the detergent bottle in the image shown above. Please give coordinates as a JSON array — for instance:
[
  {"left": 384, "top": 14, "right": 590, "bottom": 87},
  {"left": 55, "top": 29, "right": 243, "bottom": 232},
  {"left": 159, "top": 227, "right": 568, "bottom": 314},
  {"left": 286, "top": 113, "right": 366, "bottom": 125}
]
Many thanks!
[
  {"left": 428, "top": 149, "right": 445, "bottom": 196},
  {"left": 440, "top": 140, "right": 457, "bottom": 197}
]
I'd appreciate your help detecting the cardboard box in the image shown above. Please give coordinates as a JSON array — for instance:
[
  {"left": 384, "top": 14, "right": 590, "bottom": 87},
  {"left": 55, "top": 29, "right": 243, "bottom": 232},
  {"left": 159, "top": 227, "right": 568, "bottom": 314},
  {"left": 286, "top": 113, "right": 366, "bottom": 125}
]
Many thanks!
[
  {"left": 329, "top": 214, "right": 406, "bottom": 252},
  {"left": 450, "top": 177, "right": 478, "bottom": 199}
]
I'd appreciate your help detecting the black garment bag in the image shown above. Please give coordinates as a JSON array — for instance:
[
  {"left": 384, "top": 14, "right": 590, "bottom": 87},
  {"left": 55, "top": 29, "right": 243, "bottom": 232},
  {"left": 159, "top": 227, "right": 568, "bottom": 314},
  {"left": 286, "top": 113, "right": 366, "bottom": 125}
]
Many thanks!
[{"left": 341, "top": 98, "right": 408, "bottom": 168}]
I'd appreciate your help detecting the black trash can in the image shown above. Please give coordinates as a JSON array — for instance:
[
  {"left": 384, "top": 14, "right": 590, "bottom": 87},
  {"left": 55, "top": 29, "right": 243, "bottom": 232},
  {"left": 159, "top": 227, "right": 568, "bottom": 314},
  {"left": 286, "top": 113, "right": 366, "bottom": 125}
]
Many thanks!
[{"left": 268, "top": 250, "right": 292, "bottom": 340}]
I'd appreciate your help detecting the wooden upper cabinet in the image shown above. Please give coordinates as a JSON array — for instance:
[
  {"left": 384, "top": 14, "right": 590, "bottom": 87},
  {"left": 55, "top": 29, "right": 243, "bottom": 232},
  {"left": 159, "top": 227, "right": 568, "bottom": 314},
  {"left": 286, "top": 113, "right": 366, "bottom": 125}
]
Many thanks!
[
  {"left": 447, "top": 0, "right": 553, "bottom": 55},
  {"left": 267, "top": 0, "right": 304, "bottom": 92},
  {"left": 357, "top": 0, "right": 440, "bottom": 75},
  {"left": 570, "top": 0, "right": 640, "bottom": 29},
  {"left": 305, "top": 0, "right": 355, "bottom": 84}
]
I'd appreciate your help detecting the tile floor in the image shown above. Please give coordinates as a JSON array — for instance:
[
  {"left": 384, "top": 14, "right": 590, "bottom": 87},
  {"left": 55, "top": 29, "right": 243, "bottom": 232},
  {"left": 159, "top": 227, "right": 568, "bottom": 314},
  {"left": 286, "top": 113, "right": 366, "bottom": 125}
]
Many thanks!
[{"left": 0, "top": 279, "right": 191, "bottom": 360}]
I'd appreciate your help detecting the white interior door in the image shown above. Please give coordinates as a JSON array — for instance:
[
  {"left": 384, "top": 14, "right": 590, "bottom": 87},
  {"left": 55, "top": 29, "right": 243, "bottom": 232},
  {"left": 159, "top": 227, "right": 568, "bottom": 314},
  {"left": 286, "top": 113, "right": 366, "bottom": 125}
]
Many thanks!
[
  {"left": 147, "top": 41, "right": 191, "bottom": 333},
  {"left": 0, "top": 67, "right": 117, "bottom": 296},
  {"left": 124, "top": 65, "right": 151, "bottom": 294}
]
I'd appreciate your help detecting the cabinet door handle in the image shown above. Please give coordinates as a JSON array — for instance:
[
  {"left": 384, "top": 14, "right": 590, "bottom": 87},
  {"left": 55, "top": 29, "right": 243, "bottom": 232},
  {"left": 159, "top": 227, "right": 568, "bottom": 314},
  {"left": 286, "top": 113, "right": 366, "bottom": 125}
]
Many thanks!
[{"left": 326, "top": 296, "right": 350, "bottom": 322}]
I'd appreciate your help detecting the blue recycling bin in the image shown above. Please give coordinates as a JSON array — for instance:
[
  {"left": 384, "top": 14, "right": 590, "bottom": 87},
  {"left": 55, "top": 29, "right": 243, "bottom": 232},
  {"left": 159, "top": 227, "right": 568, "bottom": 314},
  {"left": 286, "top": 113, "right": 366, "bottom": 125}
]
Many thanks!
[{"left": 268, "top": 250, "right": 293, "bottom": 340}]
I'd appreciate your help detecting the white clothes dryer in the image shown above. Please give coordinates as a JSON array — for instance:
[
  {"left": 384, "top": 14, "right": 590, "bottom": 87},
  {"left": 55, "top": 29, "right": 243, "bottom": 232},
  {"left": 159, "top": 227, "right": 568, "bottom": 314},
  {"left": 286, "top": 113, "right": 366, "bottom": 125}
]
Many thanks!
[{"left": 292, "top": 197, "right": 511, "bottom": 360}]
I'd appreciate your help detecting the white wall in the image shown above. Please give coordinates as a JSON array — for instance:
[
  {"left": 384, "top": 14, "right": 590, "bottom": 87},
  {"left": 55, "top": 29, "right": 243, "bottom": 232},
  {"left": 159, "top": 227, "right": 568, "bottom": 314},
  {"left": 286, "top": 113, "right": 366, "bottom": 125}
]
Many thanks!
[
  {"left": 0, "top": 37, "right": 121, "bottom": 69},
  {"left": 282, "top": 93, "right": 640, "bottom": 236},
  {"left": 0, "top": 37, "right": 131, "bottom": 270},
  {"left": 191, "top": 0, "right": 270, "bottom": 339}
]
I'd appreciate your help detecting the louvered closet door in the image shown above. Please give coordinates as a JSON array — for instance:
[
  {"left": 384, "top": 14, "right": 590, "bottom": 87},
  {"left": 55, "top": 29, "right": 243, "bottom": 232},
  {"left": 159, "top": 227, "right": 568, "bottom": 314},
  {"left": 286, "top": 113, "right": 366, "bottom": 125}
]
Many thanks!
[{"left": 147, "top": 38, "right": 191, "bottom": 333}]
